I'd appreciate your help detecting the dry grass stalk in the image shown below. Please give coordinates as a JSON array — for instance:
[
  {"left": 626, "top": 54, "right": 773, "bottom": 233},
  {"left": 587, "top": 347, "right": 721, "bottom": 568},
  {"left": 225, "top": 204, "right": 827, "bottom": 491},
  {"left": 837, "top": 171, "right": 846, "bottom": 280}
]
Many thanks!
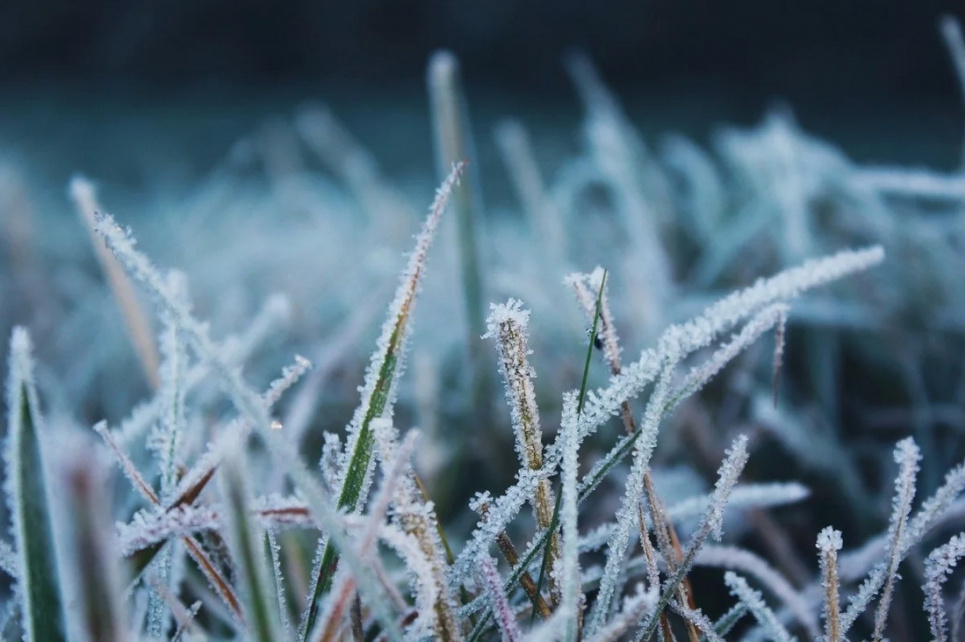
[{"left": 71, "top": 177, "right": 161, "bottom": 389}]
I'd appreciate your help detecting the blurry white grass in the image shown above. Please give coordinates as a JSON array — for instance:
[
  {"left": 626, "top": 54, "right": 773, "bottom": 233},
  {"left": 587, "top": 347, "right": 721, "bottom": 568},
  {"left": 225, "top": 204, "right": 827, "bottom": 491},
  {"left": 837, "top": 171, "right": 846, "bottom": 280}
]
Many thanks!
[
  {"left": 71, "top": 176, "right": 161, "bottom": 390},
  {"left": 724, "top": 571, "right": 795, "bottom": 642},
  {"left": 5, "top": 143, "right": 965, "bottom": 642},
  {"left": 14, "top": 21, "right": 961, "bottom": 430}
]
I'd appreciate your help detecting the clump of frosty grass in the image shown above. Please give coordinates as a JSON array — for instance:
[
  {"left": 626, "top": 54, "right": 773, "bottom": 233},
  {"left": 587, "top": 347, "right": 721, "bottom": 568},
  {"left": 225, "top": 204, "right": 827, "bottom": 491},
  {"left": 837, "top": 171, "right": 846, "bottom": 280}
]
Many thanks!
[
  {"left": 5, "top": 15, "right": 965, "bottom": 641},
  {"left": 15, "top": 160, "right": 910, "bottom": 641},
  {"left": 0, "top": 167, "right": 954, "bottom": 641}
]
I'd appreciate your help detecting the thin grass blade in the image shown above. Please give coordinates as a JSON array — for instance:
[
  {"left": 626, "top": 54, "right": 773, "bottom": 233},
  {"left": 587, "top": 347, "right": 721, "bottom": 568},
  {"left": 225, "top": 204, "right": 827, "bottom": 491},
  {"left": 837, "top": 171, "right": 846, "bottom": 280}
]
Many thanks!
[
  {"left": 4, "top": 328, "right": 66, "bottom": 641},
  {"left": 222, "top": 445, "right": 283, "bottom": 642},
  {"left": 302, "top": 162, "right": 464, "bottom": 638},
  {"left": 57, "top": 437, "right": 128, "bottom": 642}
]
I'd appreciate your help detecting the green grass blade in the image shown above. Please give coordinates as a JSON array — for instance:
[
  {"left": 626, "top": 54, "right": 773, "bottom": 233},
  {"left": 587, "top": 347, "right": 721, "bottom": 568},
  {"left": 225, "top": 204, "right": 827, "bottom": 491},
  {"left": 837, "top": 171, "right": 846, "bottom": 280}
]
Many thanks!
[
  {"left": 427, "top": 51, "right": 495, "bottom": 440},
  {"left": 530, "top": 270, "right": 606, "bottom": 623},
  {"left": 427, "top": 51, "right": 486, "bottom": 369},
  {"left": 579, "top": 270, "right": 607, "bottom": 415},
  {"left": 306, "top": 348, "right": 396, "bottom": 629},
  {"left": 223, "top": 446, "right": 283, "bottom": 642},
  {"left": 5, "top": 328, "right": 66, "bottom": 642}
]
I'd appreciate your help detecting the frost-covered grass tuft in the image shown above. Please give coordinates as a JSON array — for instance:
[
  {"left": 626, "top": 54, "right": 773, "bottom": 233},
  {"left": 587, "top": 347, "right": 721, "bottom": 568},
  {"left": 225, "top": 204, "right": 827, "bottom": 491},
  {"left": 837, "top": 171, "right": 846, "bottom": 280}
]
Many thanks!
[{"left": 4, "top": 16, "right": 965, "bottom": 642}]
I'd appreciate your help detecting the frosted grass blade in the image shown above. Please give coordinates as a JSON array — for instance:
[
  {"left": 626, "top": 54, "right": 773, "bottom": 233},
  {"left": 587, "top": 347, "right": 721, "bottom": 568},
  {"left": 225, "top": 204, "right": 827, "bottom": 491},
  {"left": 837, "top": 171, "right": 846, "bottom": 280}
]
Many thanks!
[
  {"left": 723, "top": 572, "right": 795, "bottom": 642},
  {"left": 303, "top": 161, "right": 464, "bottom": 638},
  {"left": 817, "top": 527, "right": 843, "bottom": 642},
  {"left": 4, "top": 328, "right": 66, "bottom": 641},
  {"left": 95, "top": 420, "right": 245, "bottom": 622},
  {"left": 71, "top": 177, "right": 161, "bottom": 389},
  {"left": 534, "top": 270, "right": 605, "bottom": 616}
]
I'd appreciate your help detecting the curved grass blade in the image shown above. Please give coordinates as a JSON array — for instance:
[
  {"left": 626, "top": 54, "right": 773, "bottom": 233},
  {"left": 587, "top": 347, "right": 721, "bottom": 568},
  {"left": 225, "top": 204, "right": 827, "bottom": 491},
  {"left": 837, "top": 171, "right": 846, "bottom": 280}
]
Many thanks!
[{"left": 4, "top": 328, "right": 66, "bottom": 641}]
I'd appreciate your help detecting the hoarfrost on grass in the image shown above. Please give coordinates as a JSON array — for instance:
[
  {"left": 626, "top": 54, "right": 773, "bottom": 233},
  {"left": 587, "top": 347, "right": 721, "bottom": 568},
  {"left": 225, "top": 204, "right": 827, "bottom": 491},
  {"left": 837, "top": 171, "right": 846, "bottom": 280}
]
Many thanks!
[{"left": 13, "top": 21, "right": 965, "bottom": 639}]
